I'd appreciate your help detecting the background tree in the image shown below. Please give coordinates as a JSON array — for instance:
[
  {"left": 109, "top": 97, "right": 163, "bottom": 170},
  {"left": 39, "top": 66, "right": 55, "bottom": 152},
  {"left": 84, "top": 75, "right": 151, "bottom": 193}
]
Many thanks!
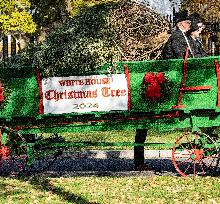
[
  {"left": 28, "top": 0, "right": 70, "bottom": 43},
  {"left": 181, "top": 0, "right": 220, "bottom": 20},
  {"left": 1, "top": 0, "right": 169, "bottom": 74},
  {"left": 33, "top": 0, "right": 169, "bottom": 76},
  {"left": 0, "top": 0, "right": 37, "bottom": 57},
  {"left": 181, "top": 0, "right": 220, "bottom": 55},
  {"left": 30, "top": 0, "right": 69, "bottom": 29},
  {"left": 68, "top": 0, "right": 119, "bottom": 16},
  {"left": 29, "top": 0, "right": 120, "bottom": 43},
  {"left": 0, "top": 0, "right": 36, "bottom": 34}
]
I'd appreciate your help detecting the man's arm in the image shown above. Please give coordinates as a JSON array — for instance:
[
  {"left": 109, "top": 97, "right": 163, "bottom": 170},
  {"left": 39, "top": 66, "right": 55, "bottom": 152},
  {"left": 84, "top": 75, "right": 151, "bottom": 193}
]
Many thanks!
[
  {"left": 162, "top": 31, "right": 188, "bottom": 59},
  {"left": 170, "top": 35, "right": 188, "bottom": 59}
]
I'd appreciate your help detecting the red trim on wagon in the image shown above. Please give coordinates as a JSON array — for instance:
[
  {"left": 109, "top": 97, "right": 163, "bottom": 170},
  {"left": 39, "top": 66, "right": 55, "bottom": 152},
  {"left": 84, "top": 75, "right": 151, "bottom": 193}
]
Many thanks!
[
  {"left": 172, "top": 49, "right": 212, "bottom": 109},
  {"left": 0, "top": 80, "right": 4, "bottom": 103},
  {"left": 214, "top": 60, "right": 220, "bottom": 107},
  {"left": 124, "top": 64, "right": 132, "bottom": 111},
  {"left": 172, "top": 48, "right": 189, "bottom": 109},
  {"left": 35, "top": 68, "right": 44, "bottom": 114},
  {"left": 180, "top": 86, "right": 212, "bottom": 91}
]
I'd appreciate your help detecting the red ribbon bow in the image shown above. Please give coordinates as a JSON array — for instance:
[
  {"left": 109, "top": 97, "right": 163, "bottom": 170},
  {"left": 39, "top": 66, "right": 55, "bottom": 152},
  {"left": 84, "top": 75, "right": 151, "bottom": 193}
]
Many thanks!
[{"left": 143, "top": 72, "right": 165, "bottom": 100}]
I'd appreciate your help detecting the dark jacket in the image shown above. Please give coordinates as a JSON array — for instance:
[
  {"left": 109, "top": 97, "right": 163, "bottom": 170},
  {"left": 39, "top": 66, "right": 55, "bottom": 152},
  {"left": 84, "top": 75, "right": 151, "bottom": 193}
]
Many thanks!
[
  {"left": 188, "top": 36, "right": 208, "bottom": 58},
  {"left": 161, "top": 28, "right": 192, "bottom": 59}
]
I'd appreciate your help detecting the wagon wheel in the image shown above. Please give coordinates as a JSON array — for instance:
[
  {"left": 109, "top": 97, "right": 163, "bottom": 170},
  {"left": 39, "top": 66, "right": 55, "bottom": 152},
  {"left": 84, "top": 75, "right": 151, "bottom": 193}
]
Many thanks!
[
  {"left": 29, "top": 135, "right": 63, "bottom": 173},
  {"left": 172, "top": 132, "right": 219, "bottom": 177},
  {"left": 0, "top": 126, "right": 28, "bottom": 176}
]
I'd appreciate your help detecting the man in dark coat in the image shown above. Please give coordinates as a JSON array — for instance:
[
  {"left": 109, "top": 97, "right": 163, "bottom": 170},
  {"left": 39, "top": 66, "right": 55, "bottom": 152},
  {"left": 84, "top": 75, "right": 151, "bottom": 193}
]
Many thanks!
[{"left": 162, "top": 10, "right": 192, "bottom": 59}]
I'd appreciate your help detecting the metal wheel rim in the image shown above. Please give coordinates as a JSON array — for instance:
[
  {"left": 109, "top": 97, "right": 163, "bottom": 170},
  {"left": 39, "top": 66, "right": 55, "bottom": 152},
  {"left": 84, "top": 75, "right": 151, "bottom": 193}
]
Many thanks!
[
  {"left": 0, "top": 126, "right": 28, "bottom": 176},
  {"left": 172, "top": 132, "right": 219, "bottom": 177}
]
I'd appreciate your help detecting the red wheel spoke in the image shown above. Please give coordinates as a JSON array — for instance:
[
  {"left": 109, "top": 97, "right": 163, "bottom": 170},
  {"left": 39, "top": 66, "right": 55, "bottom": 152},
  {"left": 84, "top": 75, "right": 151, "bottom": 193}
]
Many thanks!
[
  {"left": 5, "top": 158, "right": 12, "bottom": 174},
  {"left": 172, "top": 131, "right": 219, "bottom": 177},
  {"left": 200, "top": 142, "right": 205, "bottom": 151},
  {"left": 201, "top": 159, "right": 208, "bottom": 167},
  {"left": 0, "top": 129, "right": 2, "bottom": 146},
  {"left": 15, "top": 155, "right": 28, "bottom": 159},
  {"left": 193, "top": 161, "right": 197, "bottom": 176},
  {"left": 12, "top": 158, "right": 25, "bottom": 171},
  {"left": 176, "top": 158, "right": 191, "bottom": 166},
  {"left": 201, "top": 156, "right": 215, "bottom": 170},
  {"left": 199, "top": 160, "right": 205, "bottom": 175},
  {"left": 203, "top": 147, "right": 216, "bottom": 153},
  {"left": 195, "top": 132, "right": 199, "bottom": 149},
  {"left": 178, "top": 143, "right": 192, "bottom": 154},
  {"left": 203, "top": 155, "right": 218, "bottom": 159},
  {"left": 0, "top": 127, "right": 27, "bottom": 176},
  {"left": 174, "top": 152, "right": 191, "bottom": 159},
  {"left": 174, "top": 154, "right": 191, "bottom": 159},
  {"left": 183, "top": 163, "right": 191, "bottom": 175},
  {"left": 185, "top": 134, "right": 195, "bottom": 149}
]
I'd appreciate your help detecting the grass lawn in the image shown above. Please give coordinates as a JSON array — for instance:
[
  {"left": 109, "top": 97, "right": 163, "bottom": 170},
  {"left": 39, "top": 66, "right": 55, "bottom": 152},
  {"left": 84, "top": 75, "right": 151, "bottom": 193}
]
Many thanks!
[
  {"left": 0, "top": 176, "right": 220, "bottom": 204},
  {"left": 41, "top": 129, "right": 183, "bottom": 150},
  {"left": 1, "top": 130, "right": 218, "bottom": 203}
]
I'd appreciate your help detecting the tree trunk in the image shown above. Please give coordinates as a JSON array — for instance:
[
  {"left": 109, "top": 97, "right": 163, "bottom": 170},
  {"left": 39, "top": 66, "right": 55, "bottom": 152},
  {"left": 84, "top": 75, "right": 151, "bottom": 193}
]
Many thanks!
[
  {"left": 3, "top": 35, "right": 8, "bottom": 59},
  {"left": 11, "top": 36, "right": 16, "bottom": 56}
]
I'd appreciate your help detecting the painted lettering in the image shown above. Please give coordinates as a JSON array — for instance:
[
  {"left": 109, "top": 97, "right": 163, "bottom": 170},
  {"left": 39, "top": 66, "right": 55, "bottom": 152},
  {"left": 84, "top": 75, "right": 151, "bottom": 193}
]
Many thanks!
[
  {"left": 101, "top": 87, "right": 110, "bottom": 97},
  {"left": 45, "top": 89, "right": 98, "bottom": 101},
  {"left": 58, "top": 80, "right": 65, "bottom": 86},
  {"left": 45, "top": 90, "right": 54, "bottom": 100},
  {"left": 101, "top": 87, "right": 127, "bottom": 97}
]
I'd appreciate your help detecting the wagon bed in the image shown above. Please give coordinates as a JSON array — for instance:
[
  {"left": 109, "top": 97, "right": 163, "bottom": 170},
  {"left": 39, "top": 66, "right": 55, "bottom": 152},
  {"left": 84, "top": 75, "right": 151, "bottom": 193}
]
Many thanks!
[{"left": 0, "top": 55, "right": 220, "bottom": 176}]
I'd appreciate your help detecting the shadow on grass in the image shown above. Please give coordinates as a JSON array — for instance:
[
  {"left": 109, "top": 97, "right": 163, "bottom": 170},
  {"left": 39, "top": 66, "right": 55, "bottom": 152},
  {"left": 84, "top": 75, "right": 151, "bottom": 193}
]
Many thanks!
[
  {"left": 19, "top": 176, "right": 99, "bottom": 204},
  {"left": 28, "top": 157, "right": 179, "bottom": 177},
  {"left": 28, "top": 155, "right": 220, "bottom": 177},
  {"left": 2, "top": 152, "right": 220, "bottom": 203},
  {"left": 0, "top": 171, "right": 98, "bottom": 203}
]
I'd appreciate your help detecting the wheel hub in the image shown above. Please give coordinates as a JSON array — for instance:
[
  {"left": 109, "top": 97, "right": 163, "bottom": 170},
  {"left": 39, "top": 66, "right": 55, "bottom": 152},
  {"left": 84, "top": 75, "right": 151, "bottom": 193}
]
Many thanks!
[
  {"left": 0, "top": 146, "right": 10, "bottom": 159},
  {"left": 191, "top": 149, "right": 203, "bottom": 161}
]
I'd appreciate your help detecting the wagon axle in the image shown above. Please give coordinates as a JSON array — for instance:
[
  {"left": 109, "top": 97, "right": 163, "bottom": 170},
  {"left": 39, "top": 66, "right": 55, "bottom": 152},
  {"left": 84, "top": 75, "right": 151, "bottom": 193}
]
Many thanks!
[
  {"left": 0, "top": 126, "right": 219, "bottom": 177},
  {"left": 0, "top": 146, "right": 10, "bottom": 159},
  {"left": 191, "top": 149, "right": 203, "bottom": 161}
]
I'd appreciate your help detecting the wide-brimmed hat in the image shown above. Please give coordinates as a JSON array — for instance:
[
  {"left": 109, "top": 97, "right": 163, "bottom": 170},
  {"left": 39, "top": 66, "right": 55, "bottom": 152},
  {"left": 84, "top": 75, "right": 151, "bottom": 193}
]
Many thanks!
[
  {"left": 188, "top": 13, "right": 205, "bottom": 33},
  {"left": 188, "top": 13, "right": 204, "bottom": 25},
  {"left": 173, "top": 10, "right": 190, "bottom": 25}
]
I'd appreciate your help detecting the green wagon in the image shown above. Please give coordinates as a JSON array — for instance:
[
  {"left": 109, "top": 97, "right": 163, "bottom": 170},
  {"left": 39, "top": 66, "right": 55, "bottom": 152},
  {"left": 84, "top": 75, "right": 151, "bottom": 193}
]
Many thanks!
[{"left": 0, "top": 55, "right": 220, "bottom": 177}]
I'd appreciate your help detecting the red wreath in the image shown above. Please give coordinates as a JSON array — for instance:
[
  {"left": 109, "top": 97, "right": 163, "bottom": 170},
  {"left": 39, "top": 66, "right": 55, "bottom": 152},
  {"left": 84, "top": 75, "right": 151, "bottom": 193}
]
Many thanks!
[{"left": 143, "top": 72, "right": 166, "bottom": 101}]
